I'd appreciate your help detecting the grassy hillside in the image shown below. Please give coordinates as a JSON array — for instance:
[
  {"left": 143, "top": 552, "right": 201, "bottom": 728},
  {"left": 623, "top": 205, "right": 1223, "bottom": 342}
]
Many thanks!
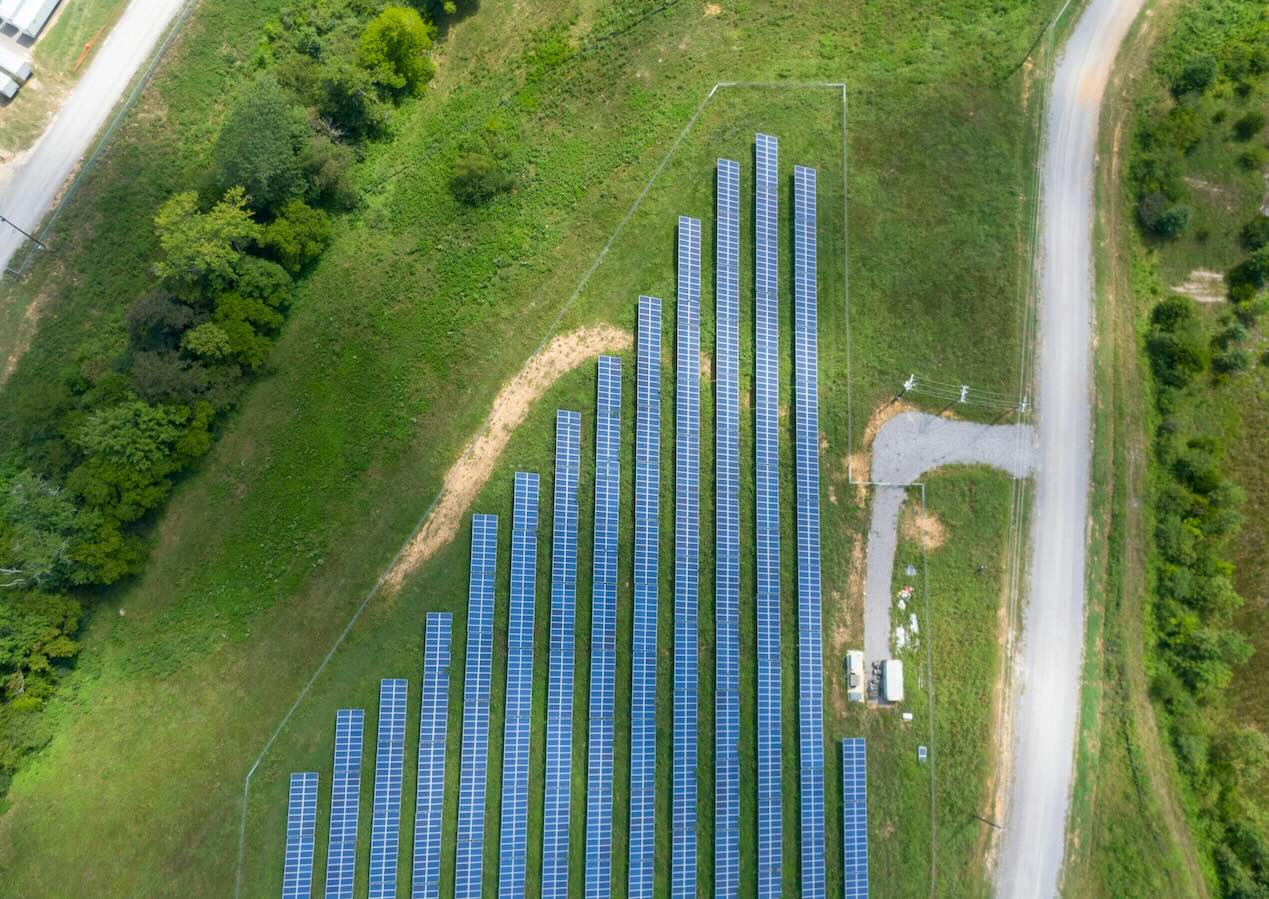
[{"left": 0, "top": 0, "right": 1058, "bottom": 895}]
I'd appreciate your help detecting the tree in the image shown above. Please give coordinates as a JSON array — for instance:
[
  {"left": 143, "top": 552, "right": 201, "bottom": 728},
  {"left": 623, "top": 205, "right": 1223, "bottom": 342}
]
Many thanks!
[
  {"left": 0, "top": 591, "right": 80, "bottom": 698},
  {"left": 0, "top": 471, "right": 99, "bottom": 590},
  {"left": 211, "top": 74, "right": 310, "bottom": 212},
  {"left": 153, "top": 188, "right": 260, "bottom": 293},
  {"left": 450, "top": 152, "right": 514, "bottom": 205},
  {"left": 1242, "top": 215, "right": 1269, "bottom": 252},
  {"left": 128, "top": 351, "right": 210, "bottom": 405},
  {"left": 358, "top": 6, "right": 436, "bottom": 96},
  {"left": 232, "top": 254, "right": 292, "bottom": 305},
  {"left": 318, "top": 60, "right": 389, "bottom": 138},
  {"left": 125, "top": 288, "right": 198, "bottom": 348},
  {"left": 181, "top": 323, "right": 234, "bottom": 361},
  {"left": 258, "top": 199, "right": 332, "bottom": 272}
]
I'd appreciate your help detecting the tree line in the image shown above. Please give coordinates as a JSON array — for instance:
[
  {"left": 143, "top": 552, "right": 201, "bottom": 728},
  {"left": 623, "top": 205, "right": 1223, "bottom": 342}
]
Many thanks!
[{"left": 1129, "top": 2, "right": 1269, "bottom": 894}]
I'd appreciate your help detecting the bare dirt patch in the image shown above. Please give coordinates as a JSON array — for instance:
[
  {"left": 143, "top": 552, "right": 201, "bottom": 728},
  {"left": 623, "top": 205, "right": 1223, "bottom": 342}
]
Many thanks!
[
  {"left": 704, "top": 3, "right": 722, "bottom": 16},
  {"left": 901, "top": 505, "right": 947, "bottom": 551},
  {"left": 1171, "top": 268, "right": 1225, "bottom": 304},
  {"left": 384, "top": 325, "right": 632, "bottom": 591},
  {"left": 699, "top": 349, "right": 712, "bottom": 382}
]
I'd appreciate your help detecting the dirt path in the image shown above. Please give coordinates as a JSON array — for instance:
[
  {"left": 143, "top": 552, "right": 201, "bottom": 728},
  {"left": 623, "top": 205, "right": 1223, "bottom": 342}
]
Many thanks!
[{"left": 383, "top": 324, "right": 631, "bottom": 591}]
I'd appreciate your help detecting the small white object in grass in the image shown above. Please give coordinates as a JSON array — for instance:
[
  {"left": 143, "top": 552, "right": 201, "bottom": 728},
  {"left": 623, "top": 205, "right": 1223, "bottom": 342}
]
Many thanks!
[
  {"left": 918, "top": 745, "right": 928, "bottom": 763},
  {"left": 119, "top": 608, "right": 125, "bottom": 616},
  {"left": 902, "top": 712, "right": 913, "bottom": 722}
]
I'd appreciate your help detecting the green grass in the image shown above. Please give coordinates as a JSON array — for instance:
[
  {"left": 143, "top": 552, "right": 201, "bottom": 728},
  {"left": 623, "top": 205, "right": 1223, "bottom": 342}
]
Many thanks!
[
  {"left": 0, "top": 0, "right": 1058, "bottom": 895},
  {"left": 856, "top": 469, "right": 1017, "bottom": 899},
  {"left": 0, "top": 0, "right": 130, "bottom": 154}
]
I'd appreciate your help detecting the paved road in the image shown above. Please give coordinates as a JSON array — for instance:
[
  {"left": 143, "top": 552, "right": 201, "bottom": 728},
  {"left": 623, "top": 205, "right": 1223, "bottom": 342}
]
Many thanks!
[
  {"left": 996, "top": 1, "right": 1145, "bottom": 896},
  {"left": 862, "top": 412, "right": 1036, "bottom": 667},
  {"left": 0, "top": 0, "right": 186, "bottom": 274}
]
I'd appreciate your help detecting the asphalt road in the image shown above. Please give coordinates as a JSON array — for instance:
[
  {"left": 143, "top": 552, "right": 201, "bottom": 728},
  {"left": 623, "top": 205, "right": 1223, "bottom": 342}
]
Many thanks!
[
  {"left": 863, "top": 412, "right": 1036, "bottom": 666},
  {"left": 0, "top": 0, "right": 186, "bottom": 274},
  {"left": 996, "top": 1, "right": 1145, "bottom": 896}
]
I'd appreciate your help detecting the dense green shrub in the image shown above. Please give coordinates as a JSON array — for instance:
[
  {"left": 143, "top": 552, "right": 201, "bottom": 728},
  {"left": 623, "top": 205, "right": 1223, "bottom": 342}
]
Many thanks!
[
  {"left": 1138, "top": 191, "right": 1191, "bottom": 238},
  {"left": 450, "top": 152, "right": 514, "bottom": 205},
  {"left": 1232, "top": 109, "right": 1266, "bottom": 140},
  {"left": 358, "top": 5, "right": 436, "bottom": 96}
]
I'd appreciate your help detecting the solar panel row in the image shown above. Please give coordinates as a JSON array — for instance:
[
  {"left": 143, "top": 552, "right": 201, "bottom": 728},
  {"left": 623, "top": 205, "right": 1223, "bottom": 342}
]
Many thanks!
[
  {"left": 499, "top": 472, "right": 540, "bottom": 899},
  {"left": 369, "top": 679, "right": 408, "bottom": 899},
  {"left": 754, "top": 131, "right": 783, "bottom": 899},
  {"left": 542, "top": 411, "right": 581, "bottom": 899},
  {"left": 412, "top": 613, "right": 452, "bottom": 899},
  {"left": 842, "top": 738, "right": 869, "bottom": 899},
  {"left": 793, "top": 164, "right": 826, "bottom": 899},
  {"left": 282, "top": 772, "right": 318, "bottom": 899},
  {"left": 585, "top": 357, "right": 622, "bottom": 899},
  {"left": 673, "top": 214, "right": 701, "bottom": 899},
  {"left": 325, "top": 708, "right": 365, "bottom": 899},
  {"left": 714, "top": 157, "right": 742, "bottom": 899},
  {"left": 455, "top": 514, "right": 499, "bottom": 899},
  {"left": 628, "top": 296, "right": 661, "bottom": 899}
]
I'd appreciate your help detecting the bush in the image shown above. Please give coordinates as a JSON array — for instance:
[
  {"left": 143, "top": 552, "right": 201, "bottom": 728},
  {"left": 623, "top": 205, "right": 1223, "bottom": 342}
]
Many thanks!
[
  {"left": 358, "top": 6, "right": 436, "bottom": 97},
  {"left": 1236, "top": 146, "right": 1267, "bottom": 171},
  {"left": 211, "top": 74, "right": 310, "bottom": 212},
  {"left": 153, "top": 188, "right": 260, "bottom": 295},
  {"left": 301, "top": 134, "right": 359, "bottom": 209},
  {"left": 1242, "top": 215, "right": 1269, "bottom": 251},
  {"left": 1171, "top": 54, "right": 1217, "bottom": 96},
  {"left": 1213, "top": 347, "right": 1252, "bottom": 374},
  {"left": 1137, "top": 191, "right": 1190, "bottom": 238},
  {"left": 1232, "top": 110, "right": 1266, "bottom": 141},
  {"left": 450, "top": 152, "right": 514, "bottom": 205}
]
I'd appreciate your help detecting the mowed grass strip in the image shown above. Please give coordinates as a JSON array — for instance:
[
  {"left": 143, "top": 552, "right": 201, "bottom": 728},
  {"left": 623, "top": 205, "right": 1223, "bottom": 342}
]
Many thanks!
[{"left": 0, "top": 0, "right": 1058, "bottom": 895}]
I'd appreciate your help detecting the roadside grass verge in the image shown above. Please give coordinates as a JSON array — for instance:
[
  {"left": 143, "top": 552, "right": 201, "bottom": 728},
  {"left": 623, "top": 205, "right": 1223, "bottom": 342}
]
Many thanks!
[{"left": 0, "top": 0, "right": 1058, "bottom": 895}]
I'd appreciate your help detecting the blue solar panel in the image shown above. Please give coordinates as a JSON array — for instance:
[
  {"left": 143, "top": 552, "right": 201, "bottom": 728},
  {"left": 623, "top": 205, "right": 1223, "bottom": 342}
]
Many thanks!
[
  {"left": 628, "top": 296, "right": 661, "bottom": 899},
  {"left": 585, "top": 357, "right": 622, "bottom": 899},
  {"left": 754, "top": 132, "right": 783, "bottom": 899},
  {"left": 369, "top": 679, "right": 408, "bottom": 899},
  {"left": 794, "top": 164, "right": 826, "bottom": 899},
  {"left": 412, "top": 613, "right": 452, "bottom": 899},
  {"left": 673, "top": 214, "right": 701, "bottom": 899},
  {"left": 324, "top": 708, "right": 364, "bottom": 899},
  {"left": 499, "top": 472, "right": 540, "bottom": 899},
  {"left": 455, "top": 514, "right": 499, "bottom": 899},
  {"left": 841, "top": 739, "right": 869, "bottom": 899},
  {"left": 542, "top": 411, "right": 581, "bottom": 899},
  {"left": 714, "top": 158, "right": 741, "bottom": 899},
  {"left": 282, "top": 772, "right": 318, "bottom": 899}
]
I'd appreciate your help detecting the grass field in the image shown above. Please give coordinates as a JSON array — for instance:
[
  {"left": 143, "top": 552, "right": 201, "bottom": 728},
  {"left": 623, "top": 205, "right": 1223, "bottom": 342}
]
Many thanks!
[{"left": 0, "top": 0, "right": 1058, "bottom": 895}]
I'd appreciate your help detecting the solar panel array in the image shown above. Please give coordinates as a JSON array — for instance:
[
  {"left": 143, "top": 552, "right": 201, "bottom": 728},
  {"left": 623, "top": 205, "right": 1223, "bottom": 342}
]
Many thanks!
[
  {"left": 282, "top": 772, "right": 318, "bottom": 899},
  {"left": 325, "top": 708, "right": 365, "bottom": 899},
  {"left": 673, "top": 214, "right": 701, "bottom": 899},
  {"left": 369, "top": 679, "right": 408, "bottom": 899},
  {"left": 841, "top": 739, "right": 869, "bottom": 899},
  {"left": 793, "top": 164, "right": 826, "bottom": 899},
  {"left": 455, "top": 514, "right": 499, "bottom": 899},
  {"left": 628, "top": 296, "right": 661, "bottom": 899},
  {"left": 499, "top": 472, "right": 539, "bottom": 899},
  {"left": 584, "top": 356, "right": 622, "bottom": 898},
  {"left": 754, "top": 131, "right": 783, "bottom": 899},
  {"left": 714, "top": 157, "right": 742, "bottom": 898},
  {"left": 542, "top": 410, "right": 581, "bottom": 899},
  {"left": 412, "top": 613, "right": 452, "bottom": 899}
]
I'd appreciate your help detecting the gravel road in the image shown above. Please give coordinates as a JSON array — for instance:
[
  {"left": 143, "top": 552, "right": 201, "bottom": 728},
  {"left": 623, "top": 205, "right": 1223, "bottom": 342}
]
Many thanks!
[
  {"left": 0, "top": 0, "right": 186, "bottom": 274},
  {"left": 996, "top": 1, "right": 1145, "bottom": 896},
  {"left": 863, "top": 412, "right": 1036, "bottom": 666}
]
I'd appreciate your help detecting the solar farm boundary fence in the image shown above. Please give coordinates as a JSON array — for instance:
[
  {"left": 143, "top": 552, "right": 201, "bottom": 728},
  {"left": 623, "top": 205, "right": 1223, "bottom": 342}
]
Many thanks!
[{"left": 234, "top": 80, "right": 848, "bottom": 897}]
